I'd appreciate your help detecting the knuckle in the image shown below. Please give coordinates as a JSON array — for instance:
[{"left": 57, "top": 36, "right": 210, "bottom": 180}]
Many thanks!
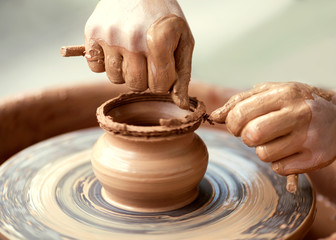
[
  {"left": 226, "top": 112, "right": 241, "bottom": 137},
  {"left": 128, "top": 28, "right": 144, "bottom": 49},
  {"left": 148, "top": 17, "right": 183, "bottom": 48},
  {"left": 84, "top": 24, "right": 98, "bottom": 37},
  {"left": 232, "top": 93, "right": 244, "bottom": 102},
  {"left": 281, "top": 84, "right": 297, "bottom": 98},
  {"left": 271, "top": 162, "right": 286, "bottom": 176},
  {"left": 107, "top": 55, "right": 122, "bottom": 69},
  {"left": 230, "top": 105, "right": 244, "bottom": 122},
  {"left": 85, "top": 42, "right": 104, "bottom": 64}
]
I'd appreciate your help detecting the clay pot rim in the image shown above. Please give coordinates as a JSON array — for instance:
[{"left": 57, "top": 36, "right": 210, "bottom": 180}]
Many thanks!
[{"left": 96, "top": 92, "right": 207, "bottom": 138}]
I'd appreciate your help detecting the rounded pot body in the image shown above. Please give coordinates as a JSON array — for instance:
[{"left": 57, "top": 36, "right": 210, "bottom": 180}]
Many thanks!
[
  {"left": 91, "top": 132, "right": 208, "bottom": 212},
  {"left": 91, "top": 93, "right": 208, "bottom": 212}
]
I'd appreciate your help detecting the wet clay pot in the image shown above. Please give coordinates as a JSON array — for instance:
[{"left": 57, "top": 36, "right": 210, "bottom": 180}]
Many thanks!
[{"left": 91, "top": 93, "right": 208, "bottom": 212}]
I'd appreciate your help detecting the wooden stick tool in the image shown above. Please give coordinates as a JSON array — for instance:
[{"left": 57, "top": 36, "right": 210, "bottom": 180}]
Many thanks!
[{"left": 60, "top": 45, "right": 85, "bottom": 57}]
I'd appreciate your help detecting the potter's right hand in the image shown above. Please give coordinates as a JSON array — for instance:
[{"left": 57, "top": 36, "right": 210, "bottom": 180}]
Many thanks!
[
  {"left": 209, "top": 82, "right": 336, "bottom": 176},
  {"left": 84, "top": 0, "right": 194, "bottom": 109}
]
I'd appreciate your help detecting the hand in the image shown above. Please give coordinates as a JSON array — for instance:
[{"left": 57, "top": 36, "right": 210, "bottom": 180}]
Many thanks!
[
  {"left": 210, "top": 82, "right": 336, "bottom": 176},
  {"left": 84, "top": 0, "right": 194, "bottom": 109}
]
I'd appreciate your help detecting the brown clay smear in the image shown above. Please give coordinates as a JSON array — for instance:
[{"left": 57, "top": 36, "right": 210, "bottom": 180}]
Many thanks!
[
  {"left": 96, "top": 92, "right": 206, "bottom": 138},
  {"left": 85, "top": 0, "right": 194, "bottom": 109}
]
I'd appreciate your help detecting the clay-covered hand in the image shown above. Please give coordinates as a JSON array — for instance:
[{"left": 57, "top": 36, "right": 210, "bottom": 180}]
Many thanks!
[
  {"left": 209, "top": 82, "right": 336, "bottom": 176},
  {"left": 85, "top": 0, "right": 194, "bottom": 109}
]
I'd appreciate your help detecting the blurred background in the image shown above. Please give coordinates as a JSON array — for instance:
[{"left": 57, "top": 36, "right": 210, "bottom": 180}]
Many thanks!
[{"left": 1, "top": 0, "right": 336, "bottom": 98}]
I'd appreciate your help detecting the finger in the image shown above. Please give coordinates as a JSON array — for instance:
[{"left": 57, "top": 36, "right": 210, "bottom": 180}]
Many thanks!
[
  {"left": 271, "top": 152, "right": 311, "bottom": 176},
  {"left": 122, "top": 51, "right": 148, "bottom": 92},
  {"left": 255, "top": 132, "right": 304, "bottom": 163},
  {"left": 272, "top": 150, "right": 335, "bottom": 176},
  {"left": 241, "top": 107, "right": 295, "bottom": 147},
  {"left": 286, "top": 174, "right": 298, "bottom": 194},
  {"left": 225, "top": 88, "right": 289, "bottom": 136},
  {"left": 104, "top": 48, "right": 124, "bottom": 84},
  {"left": 172, "top": 78, "right": 190, "bottom": 109},
  {"left": 147, "top": 54, "right": 175, "bottom": 93},
  {"left": 147, "top": 15, "right": 178, "bottom": 95},
  {"left": 171, "top": 17, "right": 194, "bottom": 109},
  {"left": 209, "top": 82, "right": 278, "bottom": 123},
  {"left": 84, "top": 39, "right": 105, "bottom": 72}
]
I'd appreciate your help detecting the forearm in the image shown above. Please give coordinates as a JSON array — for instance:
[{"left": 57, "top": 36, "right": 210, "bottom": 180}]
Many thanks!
[
  {"left": 307, "top": 161, "right": 336, "bottom": 205},
  {"left": 308, "top": 87, "right": 336, "bottom": 204}
]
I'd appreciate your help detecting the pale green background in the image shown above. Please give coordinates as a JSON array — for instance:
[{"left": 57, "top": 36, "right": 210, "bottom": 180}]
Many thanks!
[{"left": 1, "top": 0, "right": 336, "bottom": 97}]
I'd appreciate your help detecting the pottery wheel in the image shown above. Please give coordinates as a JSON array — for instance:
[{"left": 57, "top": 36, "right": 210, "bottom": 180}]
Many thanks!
[{"left": 0, "top": 128, "right": 314, "bottom": 240}]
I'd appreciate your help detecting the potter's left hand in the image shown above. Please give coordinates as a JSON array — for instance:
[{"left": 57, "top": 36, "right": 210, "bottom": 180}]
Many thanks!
[
  {"left": 209, "top": 82, "right": 336, "bottom": 176},
  {"left": 84, "top": 0, "right": 194, "bottom": 109}
]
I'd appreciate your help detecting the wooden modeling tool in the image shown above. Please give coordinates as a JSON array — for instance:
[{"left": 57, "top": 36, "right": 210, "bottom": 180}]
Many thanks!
[{"left": 60, "top": 45, "right": 85, "bottom": 57}]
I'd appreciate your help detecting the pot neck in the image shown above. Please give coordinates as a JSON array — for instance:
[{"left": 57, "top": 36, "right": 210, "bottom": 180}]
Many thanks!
[{"left": 97, "top": 92, "right": 206, "bottom": 138}]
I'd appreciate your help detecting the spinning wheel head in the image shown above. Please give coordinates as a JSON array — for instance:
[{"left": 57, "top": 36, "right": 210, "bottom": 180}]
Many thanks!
[{"left": 0, "top": 128, "right": 315, "bottom": 239}]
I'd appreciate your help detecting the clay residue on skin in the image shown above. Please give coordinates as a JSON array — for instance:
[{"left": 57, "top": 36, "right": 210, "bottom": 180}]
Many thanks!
[
  {"left": 209, "top": 82, "right": 336, "bottom": 177},
  {"left": 147, "top": 14, "right": 194, "bottom": 109},
  {"left": 85, "top": 0, "right": 194, "bottom": 109},
  {"left": 85, "top": 0, "right": 187, "bottom": 53},
  {"left": 96, "top": 92, "right": 206, "bottom": 138}
]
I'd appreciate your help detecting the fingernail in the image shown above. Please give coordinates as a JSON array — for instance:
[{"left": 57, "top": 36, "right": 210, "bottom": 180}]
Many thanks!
[
  {"left": 244, "top": 131, "right": 253, "bottom": 142},
  {"left": 172, "top": 92, "right": 189, "bottom": 110},
  {"left": 272, "top": 162, "right": 283, "bottom": 173},
  {"left": 209, "top": 108, "right": 225, "bottom": 122}
]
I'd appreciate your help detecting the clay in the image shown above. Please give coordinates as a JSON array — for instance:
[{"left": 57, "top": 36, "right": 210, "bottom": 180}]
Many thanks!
[
  {"left": 91, "top": 92, "right": 208, "bottom": 212},
  {"left": 84, "top": 0, "right": 194, "bottom": 109},
  {"left": 286, "top": 174, "right": 298, "bottom": 194},
  {"left": 0, "top": 127, "right": 315, "bottom": 239},
  {"left": 0, "top": 81, "right": 235, "bottom": 165},
  {"left": 209, "top": 82, "right": 336, "bottom": 191},
  {"left": 1, "top": 81, "right": 335, "bottom": 238}
]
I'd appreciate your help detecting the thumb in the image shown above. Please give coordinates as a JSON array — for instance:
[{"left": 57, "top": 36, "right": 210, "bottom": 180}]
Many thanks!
[
  {"left": 84, "top": 38, "right": 105, "bottom": 73},
  {"left": 172, "top": 18, "right": 194, "bottom": 109}
]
